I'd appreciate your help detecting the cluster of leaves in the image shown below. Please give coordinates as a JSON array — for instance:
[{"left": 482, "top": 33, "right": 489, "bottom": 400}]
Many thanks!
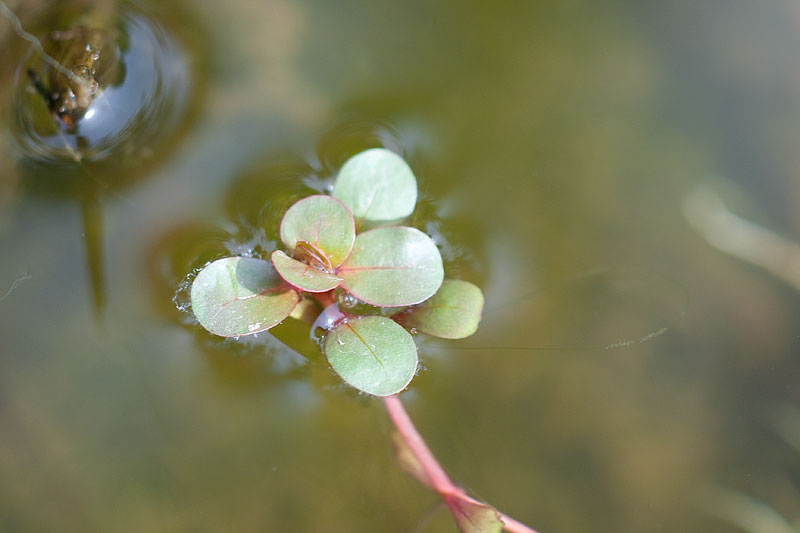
[{"left": 190, "top": 148, "right": 484, "bottom": 396}]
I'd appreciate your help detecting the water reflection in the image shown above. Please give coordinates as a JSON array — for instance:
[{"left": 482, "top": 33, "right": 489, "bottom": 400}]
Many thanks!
[
  {"left": 3, "top": 0, "right": 203, "bottom": 320},
  {"left": 3, "top": 0, "right": 800, "bottom": 530},
  {"left": 12, "top": 1, "right": 193, "bottom": 166}
]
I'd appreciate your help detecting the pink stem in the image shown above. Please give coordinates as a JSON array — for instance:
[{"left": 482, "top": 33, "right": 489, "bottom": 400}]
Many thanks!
[
  {"left": 310, "top": 290, "right": 336, "bottom": 308},
  {"left": 383, "top": 395, "right": 539, "bottom": 533},
  {"left": 384, "top": 395, "right": 457, "bottom": 493}
]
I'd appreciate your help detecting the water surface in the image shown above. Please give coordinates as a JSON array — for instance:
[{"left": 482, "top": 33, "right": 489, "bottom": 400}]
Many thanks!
[{"left": 1, "top": 1, "right": 800, "bottom": 531}]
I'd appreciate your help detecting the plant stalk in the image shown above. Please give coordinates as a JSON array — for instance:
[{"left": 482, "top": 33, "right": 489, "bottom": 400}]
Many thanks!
[
  {"left": 310, "top": 290, "right": 336, "bottom": 309},
  {"left": 383, "top": 395, "right": 538, "bottom": 533}
]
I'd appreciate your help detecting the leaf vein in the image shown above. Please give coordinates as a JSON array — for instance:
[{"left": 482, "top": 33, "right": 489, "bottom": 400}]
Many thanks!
[{"left": 345, "top": 322, "right": 385, "bottom": 368}]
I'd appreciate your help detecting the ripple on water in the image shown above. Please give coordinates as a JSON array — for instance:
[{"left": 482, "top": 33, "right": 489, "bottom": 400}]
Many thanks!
[{"left": 10, "top": 1, "right": 192, "bottom": 166}]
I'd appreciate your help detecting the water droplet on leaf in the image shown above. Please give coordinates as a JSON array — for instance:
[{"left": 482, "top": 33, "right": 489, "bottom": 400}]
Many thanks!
[{"left": 339, "top": 292, "right": 357, "bottom": 308}]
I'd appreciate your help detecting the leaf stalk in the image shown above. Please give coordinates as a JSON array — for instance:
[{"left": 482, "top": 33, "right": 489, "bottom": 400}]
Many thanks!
[{"left": 383, "top": 395, "right": 538, "bottom": 533}]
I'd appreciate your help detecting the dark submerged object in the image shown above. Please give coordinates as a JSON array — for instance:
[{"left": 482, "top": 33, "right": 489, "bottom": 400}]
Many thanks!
[
  {"left": 5, "top": 0, "right": 203, "bottom": 320},
  {"left": 12, "top": 1, "right": 193, "bottom": 167},
  {"left": 26, "top": 24, "right": 120, "bottom": 131}
]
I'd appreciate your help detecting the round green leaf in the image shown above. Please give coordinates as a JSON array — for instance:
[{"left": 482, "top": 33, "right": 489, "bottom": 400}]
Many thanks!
[
  {"left": 332, "top": 148, "right": 418, "bottom": 222},
  {"left": 271, "top": 250, "right": 343, "bottom": 293},
  {"left": 190, "top": 256, "right": 299, "bottom": 337},
  {"left": 324, "top": 316, "right": 418, "bottom": 396},
  {"left": 280, "top": 195, "right": 356, "bottom": 267},
  {"left": 397, "top": 279, "right": 484, "bottom": 339},
  {"left": 338, "top": 226, "right": 444, "bottom": 307}
]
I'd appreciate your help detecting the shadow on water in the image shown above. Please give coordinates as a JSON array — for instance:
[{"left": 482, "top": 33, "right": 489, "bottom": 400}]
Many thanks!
[{"left": 143, "top": 153, "right": 309, "bottom": 383}]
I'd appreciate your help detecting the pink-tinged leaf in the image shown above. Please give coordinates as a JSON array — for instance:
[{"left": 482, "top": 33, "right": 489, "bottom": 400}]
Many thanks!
[
  {"left": 397, "top": 279, "right": 484, "bottom": 339},
  {"left": 271, "top": 250, "right": 343, "bottom": 293},
  {"left": 333, "top": 148, "right": 418, "bottom": 222},
  {"left": 294, "top": 240, "right": 333, "bottom": 271},
  {"left": 324, "top": 316, "right": 418, "bottom": 397},
  {"left": 446, "top": 494, "right": 504, "bottom": 533},
  {"left": 190, "top": 257, "right": 299, "bottom": 337},
  {"left": 337, "top": 226, "right": 444, "bottom": 307},
  {"left": 280, "top": 195, "right": 355, "bottom": 268}
]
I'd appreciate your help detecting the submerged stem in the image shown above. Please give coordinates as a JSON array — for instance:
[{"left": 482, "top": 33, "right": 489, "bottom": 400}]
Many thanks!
[{"left": 383, "top": 395, "right": 539, "bottom": 533}]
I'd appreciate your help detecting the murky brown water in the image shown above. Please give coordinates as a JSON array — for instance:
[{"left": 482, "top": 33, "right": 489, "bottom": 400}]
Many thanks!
[{"left": 2, "top": 1, "right": 800, "bottom": 531}]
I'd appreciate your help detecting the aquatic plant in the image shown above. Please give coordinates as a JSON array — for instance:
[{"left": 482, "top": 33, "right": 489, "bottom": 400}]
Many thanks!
[
  {"left": 190, "top": 147, "right": 482, "bottom": 397},
  {"left": 1, "top": 3, "right": 533, "bottom": 528},
  {"left": 190, "top": 147, "right": 535, "bottom": 532}
]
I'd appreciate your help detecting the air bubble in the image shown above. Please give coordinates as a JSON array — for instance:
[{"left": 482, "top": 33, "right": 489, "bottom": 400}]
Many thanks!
[{"left": 338, "top": 292, "right": 357, "bottom": 308}]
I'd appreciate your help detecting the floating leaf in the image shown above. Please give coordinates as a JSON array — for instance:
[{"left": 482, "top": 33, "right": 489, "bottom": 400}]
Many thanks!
[
  {"left": 324, "top": 316, "right": 418, "bottom": 396},
  {"left": 332, "top": 148, "right": 418, "bottom": 222},
  {"left": 280, "top": 195, "right": 356, "bottom": 267},
  {"left": 338, "top": 226, "right": 444, "bottom": 307},
  {"left": 271, "top": 250, "right": 343, "bottom": 293},
  {"left": 398, "top": 279, "right": 484, "bottom": 339},
  {"left": 448, "top": 495, "right": 504, "bottom": 533},
  {"left": 190, "top": 257, "right": 299, "bottom": 337}
]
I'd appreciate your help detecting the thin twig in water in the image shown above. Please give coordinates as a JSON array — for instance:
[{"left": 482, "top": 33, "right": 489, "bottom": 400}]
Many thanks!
[
  {"left": 0, "top": 272, "right": 31, "bottom": 301},
  {"left": 0, "top": 1, "right": 83, "bottom": 85},
  {"left": 684, "top": 185, "right": 800, "bottom": 292}
]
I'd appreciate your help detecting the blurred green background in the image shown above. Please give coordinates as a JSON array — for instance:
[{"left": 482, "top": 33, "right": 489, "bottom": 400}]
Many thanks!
[{"left": 2, "top": 0, "right": 800, "bottom": 531}]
